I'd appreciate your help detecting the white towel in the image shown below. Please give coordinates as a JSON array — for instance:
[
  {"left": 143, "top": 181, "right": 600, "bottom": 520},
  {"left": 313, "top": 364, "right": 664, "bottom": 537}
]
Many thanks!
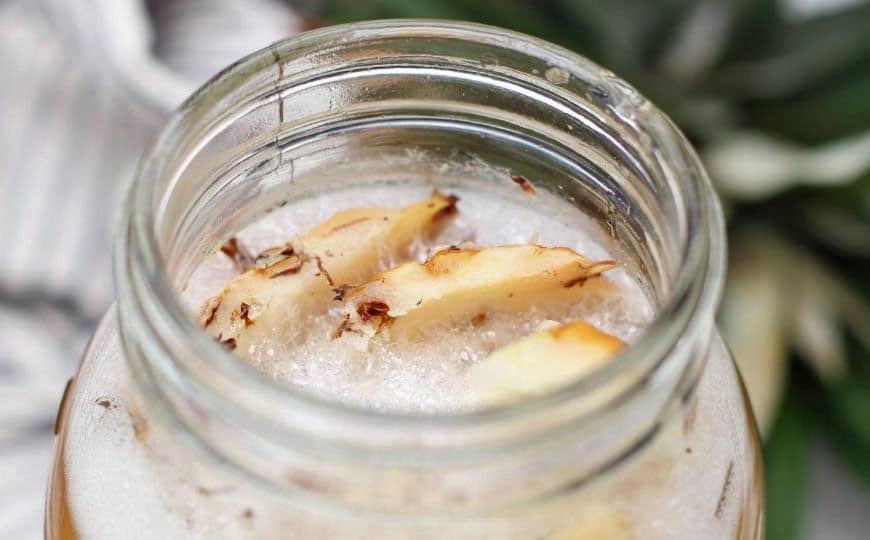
[{"left": 0, "top": 1, "right": 300, "bottom": 537}]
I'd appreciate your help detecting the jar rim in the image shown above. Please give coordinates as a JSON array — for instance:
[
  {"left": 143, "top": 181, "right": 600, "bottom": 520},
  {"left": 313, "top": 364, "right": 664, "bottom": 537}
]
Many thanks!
[{"left": 116, "top": 19, "right": 725, "bottom": 454}]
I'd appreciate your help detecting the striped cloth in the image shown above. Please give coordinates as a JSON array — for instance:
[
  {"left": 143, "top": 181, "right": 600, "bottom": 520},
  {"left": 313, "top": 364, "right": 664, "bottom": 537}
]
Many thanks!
[{"left": 0, "top": 1, "right": 300, "bottom": 537}]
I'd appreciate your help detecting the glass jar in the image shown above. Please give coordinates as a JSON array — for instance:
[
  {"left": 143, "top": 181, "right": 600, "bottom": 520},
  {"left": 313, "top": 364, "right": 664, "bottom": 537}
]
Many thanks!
[{"left": 46, "top": 20, "right": 763, "bottom": 539}]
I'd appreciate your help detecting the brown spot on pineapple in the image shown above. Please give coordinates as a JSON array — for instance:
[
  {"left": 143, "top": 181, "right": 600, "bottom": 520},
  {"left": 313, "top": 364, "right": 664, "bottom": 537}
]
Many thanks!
[
  {"left": 327, "top": 216, "right": 372, "bottom": 235},
  {"left": 254, "top": 244, "right": 296, "bottom": 269},
  {"left": 430, "top": 191, "right": 459, "bottom": 223},
  {"left": 239, "top": 302, "right": 253, "bottom": 327},
  {"left": 332, "top": 284, "right": 354, "bottom": 302},
  {"left": 313, "top": 255, "right": 334, "bottom": 286},
  {"left": 200, "top": 296, "right": 222, "bottom": 328},
  {"left": 423, "top": 247, "right": 481, "bottom": 275},
  {"left": 562, "top": 276, "right": 588, "bottom": 288},
  {"left": 266, "top": 253, "right": 306, "bottom": 279},
  {"left": 331, "top": 315, "right": 355, "bottom": 340},
  {"left": 510, "top": 174, "right": 537, "bottom": 196},
  {"left": 220, "top": 237, "right": 254, "bottom": 271},
  {"left": 562, "top": 261, "right": 617, "bottom": 288},
  {"left": 357, "top": 300, "right": 391, "bottom": 323},
  {"left": 218, "top": 336, "right": 237, "bottom": 351},
  {"left": 471, "top": 313, "right": 488, "bottom": 327}
]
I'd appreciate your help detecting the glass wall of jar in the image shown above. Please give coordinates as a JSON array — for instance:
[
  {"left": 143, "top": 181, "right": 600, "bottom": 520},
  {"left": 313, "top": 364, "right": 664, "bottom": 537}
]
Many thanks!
[{"left": 46, "top": 20, "right": 763, "bottom": 540}]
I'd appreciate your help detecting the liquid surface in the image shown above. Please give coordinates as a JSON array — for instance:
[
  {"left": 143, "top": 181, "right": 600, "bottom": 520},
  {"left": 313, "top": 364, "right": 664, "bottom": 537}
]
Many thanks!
[{"left": 181, "top": 185, "right": 652, "bottom": 413}]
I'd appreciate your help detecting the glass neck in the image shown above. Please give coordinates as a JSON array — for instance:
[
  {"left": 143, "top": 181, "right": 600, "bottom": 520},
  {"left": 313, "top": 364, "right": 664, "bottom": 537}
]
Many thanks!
[{"left": 115, "top": 20, "right": 725, "bottom": 516}]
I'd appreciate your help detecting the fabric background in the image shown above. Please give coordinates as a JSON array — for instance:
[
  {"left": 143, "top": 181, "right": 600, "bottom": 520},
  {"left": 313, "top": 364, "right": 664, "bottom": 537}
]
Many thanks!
[{"left": 0, "top": 1, "right": 299, "bottom": 537}]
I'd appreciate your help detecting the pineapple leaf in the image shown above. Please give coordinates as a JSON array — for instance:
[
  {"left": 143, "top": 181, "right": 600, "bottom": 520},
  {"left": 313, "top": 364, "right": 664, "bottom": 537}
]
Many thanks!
[{"left": 764, "top": 387, "right": 811, "bottom": 540}]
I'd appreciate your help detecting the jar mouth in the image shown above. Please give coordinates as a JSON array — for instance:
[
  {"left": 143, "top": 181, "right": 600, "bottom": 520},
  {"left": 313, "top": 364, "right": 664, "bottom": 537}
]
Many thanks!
[{"left": 117, "top": 20, "right": 725, "bottom": 458}]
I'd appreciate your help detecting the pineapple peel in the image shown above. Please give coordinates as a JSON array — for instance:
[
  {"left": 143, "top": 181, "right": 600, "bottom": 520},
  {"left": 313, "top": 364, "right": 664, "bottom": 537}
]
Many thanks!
[
  {"left": 200, "top": 192, "right": 458, "bottom": 352},
  {"left": 469, "top": 321, "right": 624, "bottom": 405},
  {"left": 335, "top": 244, "right": 617, "bottom": 343}
]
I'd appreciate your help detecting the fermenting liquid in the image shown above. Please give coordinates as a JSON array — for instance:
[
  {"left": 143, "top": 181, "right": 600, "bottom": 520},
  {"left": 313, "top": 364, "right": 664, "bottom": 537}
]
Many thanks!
[{"left": 48, "top": 183, "right": 758, "bottom": 539}]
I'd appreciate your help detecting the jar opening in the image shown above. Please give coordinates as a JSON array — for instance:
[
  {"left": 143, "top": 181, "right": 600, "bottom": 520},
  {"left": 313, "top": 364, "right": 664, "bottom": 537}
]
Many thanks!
[{"left": 116, "top": 20, "right": 725, "bottom": 493}]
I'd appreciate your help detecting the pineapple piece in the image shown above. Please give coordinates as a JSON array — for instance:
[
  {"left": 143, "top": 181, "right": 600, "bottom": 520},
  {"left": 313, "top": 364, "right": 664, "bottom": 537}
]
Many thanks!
[
  {"left": 547, "top": 506, "right": 633, "bottom": 539},
  {"left": 469, "top": 321, "right": 624, "bottom": 405},
  {"left": 335, "top": 245, "right": 616, "bottom": 345},
  {"left": 201, "top": 192, "right": 458, "bottom": 354}
]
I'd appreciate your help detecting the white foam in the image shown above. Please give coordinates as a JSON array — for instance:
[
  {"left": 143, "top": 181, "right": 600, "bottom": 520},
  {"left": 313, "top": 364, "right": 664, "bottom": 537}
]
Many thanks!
[{"left": 182, "top": 185, "right": 653, "bottom": 413}]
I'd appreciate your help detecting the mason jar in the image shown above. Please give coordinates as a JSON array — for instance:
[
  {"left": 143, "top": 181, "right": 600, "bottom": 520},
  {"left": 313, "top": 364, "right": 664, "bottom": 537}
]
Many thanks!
[{"left": 46, "top": 20, "right": 763, "bottom": 539}]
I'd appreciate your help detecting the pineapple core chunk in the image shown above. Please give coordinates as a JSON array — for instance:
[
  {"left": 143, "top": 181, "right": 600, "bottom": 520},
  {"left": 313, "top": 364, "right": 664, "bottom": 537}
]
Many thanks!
[
  {"left": 200, "top": 192, "right": 458, "bottom": 354},
  {"left": 469, "top": 321, "right": 624, "bottom": 405},
  {"left": 336, "top": 244, "right": 616, "bottom": 345}
]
